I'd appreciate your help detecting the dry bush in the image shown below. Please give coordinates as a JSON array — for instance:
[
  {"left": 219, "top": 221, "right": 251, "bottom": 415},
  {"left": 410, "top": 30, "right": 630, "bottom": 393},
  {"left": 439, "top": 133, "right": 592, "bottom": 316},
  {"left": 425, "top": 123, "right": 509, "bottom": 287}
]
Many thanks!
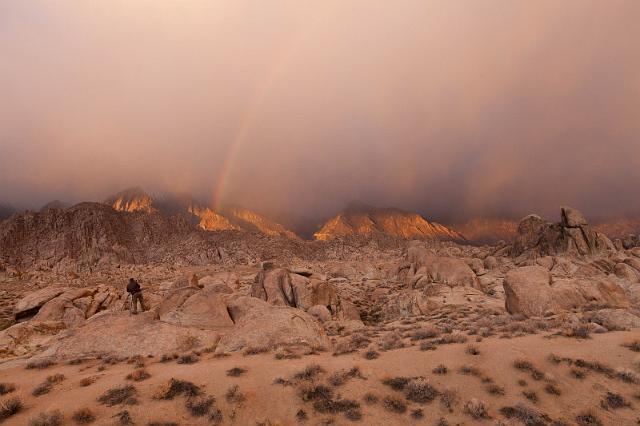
[
  {"left": 363, "top": 349, "right": 379, "bottom": 360},
  {"left": 98, "top": 385, "right": 138, "bottom": 406},
  {"left": 622, "top": 340, "right": 640, "bottom": 352},
  {"left": 410, "top": 326, "right": 439, "bottom": 341},
  {"left": 486, "top": 384, "right": 505, "bottom": 396},
  {"left": 517, "top": 379, "right": 527, "bottom": 387},
  {"left": 26, "top": 359, "right": 55, "bottom": 370},
  {"left": 600, "top": 392, "right": 630, "bottom": 410},
  {"left": 293, "top": 364, "right": 325, "bottom": 381},
  {"left": 382, "top": 376, "right": 411, "bottom": 391},
  {"left": 226, "top": 367, "right": 247, "bottom": 377},
  {"left": 382, "top": 396, "right": 407, "bottom": 414},
  {"left": 295, "top": 409, "right": 307, "bottom": 422},
  {"left": 378, "top": 330, "right": 405, "bottom": 351},
  {"left": 0, "top": 396, "right": 24, "bottom": 422},
  {"left": 185, "top": 396, "right": 215, "bottom": 417},
  {"left": 72, "top": 408, "right": 96, "bottom": 424},
  {"left": 362, "top": 393, "right": 378, "bottom": 405},
  {"left": 522, "top": 391, "right": 538, "bottom": 403},
  {"left": 419, "top": 341, "right": 436, "bottom": 351},
  {"left": 432, "top": 364, "right": 448, "bottom": 375},
  {"left": 575, "top": 410, "right": 603, "bottom": 426},
  {"left": 242, "top": 345, "right": 269, "bottom": 356},
  {"left": 275, "top": 348, "right": 301, "bottom": 360},
  {"left": 113, "top": 410, "right": 133, "bottom": 425},
  {"left": 328, "top": 367, "right": 364, "bottom": 387},
  {"left": 126, "top": 368, "right": 150, "bottom": 382},
  {"left": 153, "top": 379, "right": 200, "bottom": 400},
  {"left": 544, "top": 383, "right": 561, "bottom": 396},
  {"left": 433, "top": 333, "right": 468, "bottom": 345},
  {"left": 160, "top": 353, "right": 177, "bottom": 363},
  {"left": 404, "top": 378, "right": 439, "bottom": 403},
  {"left": 563, "top": 323, "right": 591, "bottom": 339},
  {"left": 299, "top": 384, "right": 333, "bottom": 402},
  {"left": 463, "top": 398, "right": 490, "bottom": 420},
  {"left": 176, "top": 353, "right": 199, "bottom": 364},
  {"left": 570, "top": 368, "right": 587, "bottom": 380},
  {"left": 499, "top": 404, "right": 551, "bottom": 425},
  {"left": 32, "top": 381, "right": 53, "bottom": 396},
  {"left": 411, "top": 408, "right": 424, "bottom": 419},
  {"left": 466, "top": 345, "right": 480, "bottom": 355},
  {"left": 28, "top": 409, "right": 63, "bottom": 426},
  {"left": 47, "top": 374, "right": 65, "bottom": 384},
  {"left": 458, "top": 365, "right": 482, "bottom": 377},
  {"left": 0, "top": 383, "right": 16, "bottom": 395},
  {"left": 440, "top": 389, "right": 458, "bottom": 412},
  {"left": 209, "top": 408, "right": 223, "bottom": 424},
  {"left": 225, "top": 385, "right": 245, "bottom": 404}
]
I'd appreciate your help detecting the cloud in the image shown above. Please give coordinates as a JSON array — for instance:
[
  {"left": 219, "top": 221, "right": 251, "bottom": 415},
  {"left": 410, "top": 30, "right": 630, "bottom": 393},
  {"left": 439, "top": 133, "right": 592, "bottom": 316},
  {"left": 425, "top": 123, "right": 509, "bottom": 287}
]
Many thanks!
[{"left": 1, "top": 0, "right": 639, "bottom": 224}]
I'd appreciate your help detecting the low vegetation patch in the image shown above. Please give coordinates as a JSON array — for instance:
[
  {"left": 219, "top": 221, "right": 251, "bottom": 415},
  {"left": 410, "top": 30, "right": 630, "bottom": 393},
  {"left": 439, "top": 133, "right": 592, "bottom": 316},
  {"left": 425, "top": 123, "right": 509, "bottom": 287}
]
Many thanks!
[
  {"left": 126, "top": 368, "right": 150, "bottom": 382},
  {"left": 463, "top": 398, "right": 490, "bottom": 420},
  {"left": 0, "top": 383, "right": 16, "bottom": 396},
  {"left": 433, "top": 364, "right": 448, "bottom": 375},
  {"left": 600, "top": 392, "right": 630, "bottom": 410},
  {"left": 499, "top": 404, "right": 551, "bottom": 425},
  {"left": 226, "top": 367, "right": 247, "bottom": 377},
  {"left": 622, "top": 340, "right": 640, "bottom": 352},
  {"left": 26, "top": 359, "right": 55, "bottom": 370},
  {"left": 328, "top": 367, "right": 365, "bottom": 387},
  {"left": 225, "top": 385, "right": 246, "bottom": 404},
  {"left": 153, "top": 379, "right": 200, "bottom": 400},
  {"left": 575, "top": 410, "right": 603, "bottom": 426},
  {"left": 185, "top": 396, "right": 215, "bottom": 417},
  {"left": 0, "top": 396, "right": 24, "bottom": 422},
  {"left": 382, "top": 395, "right": 407, "bottom": 414},
  {"left": 98, "top": 385, "right": 138, "bottom": 406},
  {"left": 293, "top": 364, "right": 325, "bottom": 382},
  {"left": 28, "top": 409, "right": 63, "bottom": 426},
  {"left": 72, "top": 408, "right": 96, "bottom": 424}
]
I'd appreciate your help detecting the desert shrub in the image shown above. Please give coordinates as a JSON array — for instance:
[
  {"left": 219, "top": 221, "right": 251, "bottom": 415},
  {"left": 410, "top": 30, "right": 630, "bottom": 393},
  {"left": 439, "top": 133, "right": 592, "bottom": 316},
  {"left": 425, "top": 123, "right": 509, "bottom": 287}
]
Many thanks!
[
  {"left": 243, "top": 345, "right": 269, "bottom": 356},
  {"left": 72, "top": 408, "right": 95, "bottom": 424},
  {"left": 344, "top": 408, "right": 362, "bottom": 421},
  {"left": 154, "top": 379, "right": 200, "bottom": 400},
  {"left": 126, "top": 368, "right": 150, "bottom": 382},
  {"left": 363, "top": 349, "right": 379, "bottom": 360},
  {"left": 517, "top": 379, "right": 527, "bottom": 386},
  {"left": 486, "top": 384, "right": 505, "bottom": 396},
  {"left": 575, "top": 410, "right": 603, "bottom": 426},
  {"left": 378, "top": 330, "right": 405, "bottom": 351},
  {"left": 295, "top": 409, "right": 307, "bottom": 422},
  {"left": 160, "top": 353, "right": 177, "bottom": 363},
  {"left": 615, "top": 368, "right": 640, "bottom": 384},
  {"left": 404, "top": 378, "right": 438, "bottom": 403},
  {"left": 0, "top": 396, "right": 24, "bottom": 421},
  {"left": 98, "top": 385, "right": 138, "bottom": 406},
  {"left": 226, "top": 367, "right": 247, "bottom": 377},
  {"left": 499, "top": 404, "right": 551, "bottom": 425},
  {"left": 622, "top": 340, "right": 640, "bottom": 352},
  {"left": 209, "top": 408, "right": 223, "bottom": 424},
  {"left": 26, "top": 359, "right": 55, "bottom": 370},
  {"left": 411, "top": 408, "right": 424, "bottom": 419},
  {"left": 432, "top": 364, "right": 448, "bottom": 375},
  {"left": 382, "top": 396, "right": 407, "bottom": 414},
  {"left": 312, "top": 397, "right": 360, "bottom": 415},
  {"left": 564, "top": 323, "right": 590, "bottom": 339},
  {"left": 522, "top": 391, "right": 538, "bottom": 403},
  {"left": 225, "top": 385, "right": 245, "bottom": 404},
  {"left": 28, "top": 409, "right": 63, "bottom": 426},
  {"left": 600, "top": 392, "right": 630, "bottom": 410},
  {"left": 113, "top": 410, "right": 133, "bottom": 425},
  {"left": 440, "top": 389, "right": 458, "bottom": 412},
  {"left": 0, "top": 383, "right": 16, "bottom": 395},
  {"left": 459, "top": 365, "right": 482, "bottom": 377},
  {"left": 410, "top": 326, "right": 439, "bottom": 340},
  {"left": 299, "top": 384, "right": 333, "bottom": 402},
  {"left": 185, "top": 396, "right": 215, "bottom": 417},
  {"left": 328, "top": 367, "right": 364, "bottom": 387},
  {"left": 433, "top": 333, "right": 467, "bottom": 345},
  {"left": 463, "top": 398, "right": 490, "bottom": 419},
  {"left": 382, "top": 376, "right": 411, "bottom": 391},
  {"left": 46, "top": 374, "right": 65, "bottom": 384},
  {"left": 466, "top": 345, "right": 480, "bottom": 355},
  {"left": 293, "top": 364, "right": 325, "bottom": 381},
  {"left": 275, "top": 348, "right": 301, "bottom": 360},
  {"left": 32, "top": 381, "right": 53, "bottom": 396},
  {"left": 419, "top": 341, "right": 436, "bottom": 351},
  {"left": 570, "top": 368, "right": 587, "bottom": 380},
  {"left": 362, "top": 393, "right": 378, "bottom": 405},
  {"left": 176, "top": 353, "right": 199, "bottom": 364},
  {"left": 544, "top": 383, "right": 561, "bottom": 396}
]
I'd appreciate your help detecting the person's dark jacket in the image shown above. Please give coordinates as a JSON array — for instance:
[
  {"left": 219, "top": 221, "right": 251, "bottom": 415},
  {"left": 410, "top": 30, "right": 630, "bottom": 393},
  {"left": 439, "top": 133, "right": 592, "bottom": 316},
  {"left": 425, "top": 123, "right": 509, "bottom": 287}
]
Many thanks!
[{"left": 126, "top": 279, "right": 141, "bottom": 294}]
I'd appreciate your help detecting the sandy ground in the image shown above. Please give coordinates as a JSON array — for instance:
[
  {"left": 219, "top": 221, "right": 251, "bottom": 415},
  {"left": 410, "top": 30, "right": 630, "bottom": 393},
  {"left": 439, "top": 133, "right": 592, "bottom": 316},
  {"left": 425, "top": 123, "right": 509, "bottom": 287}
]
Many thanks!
[{"left": 1, "top": 331, "right": 639, "bottom": 425}]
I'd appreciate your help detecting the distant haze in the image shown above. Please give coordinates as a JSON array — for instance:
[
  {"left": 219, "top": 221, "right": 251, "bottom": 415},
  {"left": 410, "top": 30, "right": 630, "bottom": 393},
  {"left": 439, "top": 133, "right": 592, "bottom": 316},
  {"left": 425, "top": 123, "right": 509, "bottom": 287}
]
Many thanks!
[{"left": 1, "top": 1, "right": 639, "bottom": 225}]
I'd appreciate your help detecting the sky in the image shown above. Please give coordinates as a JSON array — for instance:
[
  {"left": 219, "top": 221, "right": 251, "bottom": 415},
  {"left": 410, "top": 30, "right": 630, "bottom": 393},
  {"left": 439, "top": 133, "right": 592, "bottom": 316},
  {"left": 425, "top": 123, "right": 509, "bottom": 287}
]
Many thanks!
[{"left": 1, "top": 0, "right": 639, "bottom": 225}]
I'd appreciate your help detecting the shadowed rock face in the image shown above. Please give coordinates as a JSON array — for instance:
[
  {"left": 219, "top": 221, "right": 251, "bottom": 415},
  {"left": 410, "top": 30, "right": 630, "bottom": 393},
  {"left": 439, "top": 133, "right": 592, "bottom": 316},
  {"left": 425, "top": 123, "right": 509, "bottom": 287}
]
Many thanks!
[
  {"left": 511, "top": 207, "right": 615, "bottom": 257},
  {"left": 314, "top": 204, "right": 465, "bottom": 241}
]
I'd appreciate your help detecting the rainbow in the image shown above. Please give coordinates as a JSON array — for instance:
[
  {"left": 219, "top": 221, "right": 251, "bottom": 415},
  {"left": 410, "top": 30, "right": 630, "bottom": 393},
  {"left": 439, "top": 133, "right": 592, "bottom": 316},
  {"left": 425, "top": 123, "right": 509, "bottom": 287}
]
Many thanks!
[{"left": 212, "top": 16, "right": 324, "bottom": 212}]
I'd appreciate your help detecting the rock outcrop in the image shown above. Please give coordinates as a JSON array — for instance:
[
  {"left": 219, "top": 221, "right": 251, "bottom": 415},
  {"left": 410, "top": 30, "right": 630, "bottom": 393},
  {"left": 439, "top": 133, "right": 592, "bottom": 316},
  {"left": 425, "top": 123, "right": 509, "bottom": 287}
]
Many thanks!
[
  {"left": 503, "top": 266, "right": 629, "bottom": 317},
  {"left": 511, "top": 207, "right": 615, "bottom": 257},
  {"left": 405, "top": 246, "right": 480, "bottom": 289}
]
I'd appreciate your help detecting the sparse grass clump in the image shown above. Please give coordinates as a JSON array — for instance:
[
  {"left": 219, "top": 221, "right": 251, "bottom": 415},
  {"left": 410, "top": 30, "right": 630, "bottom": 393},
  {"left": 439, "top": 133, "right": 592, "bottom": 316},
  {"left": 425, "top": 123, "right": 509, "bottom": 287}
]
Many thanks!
[
  {"left": 410, "top": 326, "right": 439, "bottom": 340},
  {"left": 600, "top": 392, "right": 630, "bottom": 410},
  {"left": 378, "top": 330, "right": 405, "bottom": 351},
  {"left": 328, "top": 367, "right": 365, "bottom": 387},
  {"left": 575, "top": 410, "right": 603, "bottom": 426},
  {"left": 80, "top": 376, "right": 98, "bottom": 387},
  {"left": 126, "top": 368, "right": 150, "bottom": 382},
  {"left": 154, "top": 379, "right": 200, "bottom": 400},
  {"left": 295, "top": 409, "right": 307, "bottom": 422},
  {"left": 523, "top": 391, "right": 538, "bottom": 403},
  {"left": 404, "top": 378, "right": 439, "bottom": 403},
  {"left": 47, "top": 374, "right": 65, "bottom": 384},
  {"left": 363, "top": 349, "right": 379, "bottom": 360},
  {"left": 299, "top": 384, "right": 333, "bottom": 402},
  {"left": 570, "top": 368, "right": 587, "bottom": 380},
  {"left": 226, "top": 367, "right": 247, "bottom": 377},
  {"left": 32, "top": 381, "right": 53, "bottom": 396},
  {"left": 312, "top": 397, "right": 360, "bottom": 415},
  {"left": 382, "top": 395, "right": 407, "bottom": 413},
  {"left": 433, "top": 364, "right": 448, "bottom": 375},
  {"left": 225, "top": 385, "right": 245, "bottom": 404},
  {"left": 411, "top": 408, "right": 424, "bottom": 419},
  {"left": 464, "top": 398, "right": 490, "bottom": 419},
  {"left": 466, "top": 345, "right": 480, "bottom": 355},
  {"left": 98, "top": 385, "right": 138, "bottom": 406},
  {"left": 499, "top": 404, "right": 551, "bottom": 425},
  {"left": 440, "top": 389, "right": 458, "bottom": 412},
  {"left": 0, "top": 383, "right": 16, "bottom": 395},
  {"left": 113, "top": 410, "right": 133, "bottom": 425},
  {"left": 28, "top": 409, "right": 63, "bottom": 426},
  {"left": 622, "top": 340, "right": 640, "bottom": 352},
  {"left": 72, "top": 408, "right": 96, "bottom": 424},
  {"left": 185, "top": 396, "right": 215, "bottom": 417},
  {"left": 209, "top": 408, "right": 223, "bottom": 424},
  {"left": 486, "top": 384, "right": 505, "bottom": 396},
  {"left": 433, "top": 333, "right": 468, "bottom": 345},
  {"left": 544, "top": 383, "right": 561, "bottom": 396},
  {"left": 176, "top": 353, "right": 199, "bottom": 364},
  {"left": 563, "top": 323, "right": 591, "bottom": 339},
  {"left": 243, "top": 345, "right": 269, "bottom": 356},
  {"left": 0, "top": 396, "right": 24, "bottom": 422},
  {"left": 293, "top": 364, "right": 325, "bottom": 381},
  {"left": 382, "top": 376, "right": 411, "bottom": 391},
  {"left": 26, "top": 359, "right": 55, "bottom": 370},
  {"left": 419, "top": 341, "right": 436, "bottom": 351},
  {"left": 363, "top": 393, "right": 378, "bottom": 405}
]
